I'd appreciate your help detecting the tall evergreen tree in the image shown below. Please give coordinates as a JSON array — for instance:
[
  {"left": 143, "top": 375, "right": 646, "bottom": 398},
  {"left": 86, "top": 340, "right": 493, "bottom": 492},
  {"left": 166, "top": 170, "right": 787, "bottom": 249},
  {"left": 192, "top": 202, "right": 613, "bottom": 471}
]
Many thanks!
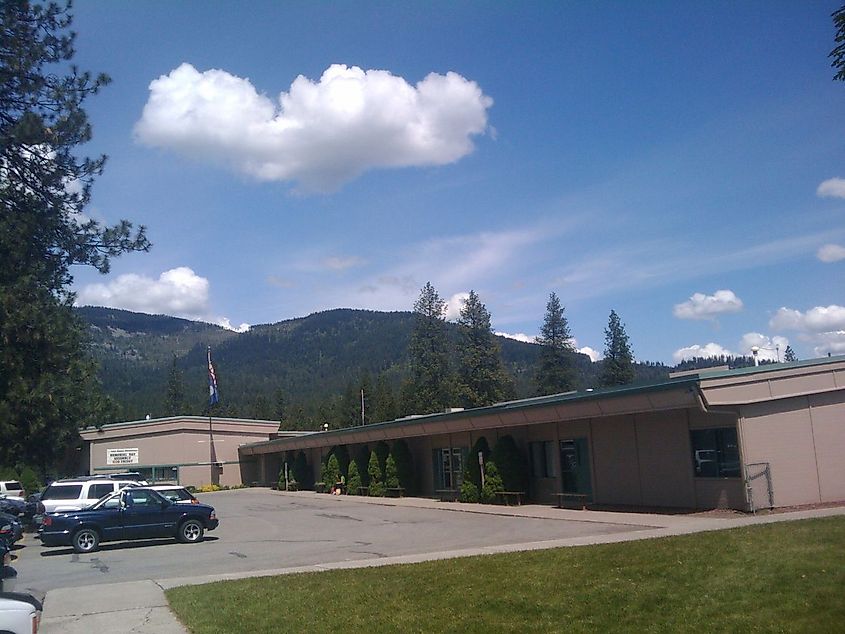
[
  {"left": 165, "top": 355, "right": 185, "bottom": 416},
  {"left": 831, "top": 4, "right": 845, "bottom": 81},
  {"left": 600, "top": 310, "right": 635, "bottom": 387},
  {"left": 402, "top": 282, "right": 453, "bottom": 414},
  {"left": 534, "top": 292, "right": 576, "bottom": 395},
  {"left": 0, "top": 2, "right": 149, "bottom": 471},
  {"left": 455, "top": 290, "right": 513, "bottom": 408},
  {"left": 783, "top": 345, "right": 797, "bottom": 362},
  {"left": 372, "top": 372, "right": 398, "bottom": 423},
  {"left": 274, "top": 387, "right": 287, "bottom": 427}
]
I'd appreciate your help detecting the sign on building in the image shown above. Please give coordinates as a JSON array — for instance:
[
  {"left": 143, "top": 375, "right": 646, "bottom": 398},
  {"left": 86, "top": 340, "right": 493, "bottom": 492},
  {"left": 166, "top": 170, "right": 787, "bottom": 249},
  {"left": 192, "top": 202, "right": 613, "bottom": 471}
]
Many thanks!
[{"left": 107, "top": 448, "right": 139, "bottom": 465}]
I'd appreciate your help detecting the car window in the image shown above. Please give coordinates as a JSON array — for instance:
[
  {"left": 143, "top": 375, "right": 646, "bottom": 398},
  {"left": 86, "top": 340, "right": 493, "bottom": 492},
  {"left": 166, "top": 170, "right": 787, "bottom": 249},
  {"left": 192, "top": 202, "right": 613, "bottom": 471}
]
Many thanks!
[
  {"left": 4, "top": 482, "right": 22, "bottom": 491},
  {"left": 42, "top": 484, "right": 83, "bottom": 500},
  {"left": 159, "top": 489, "right": 191, "bottom": 502},
  {"left": 88, "top": 483, "right": 114, "bottom": 499},
  {"left": 125, "top": 490, "right": 162, "bottom": 508}
]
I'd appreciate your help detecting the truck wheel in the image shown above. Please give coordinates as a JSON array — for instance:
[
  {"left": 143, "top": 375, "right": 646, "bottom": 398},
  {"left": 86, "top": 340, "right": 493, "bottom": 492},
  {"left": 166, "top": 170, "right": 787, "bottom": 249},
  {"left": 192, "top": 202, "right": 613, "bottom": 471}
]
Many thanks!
[
  {"left": 72, "top": 528, "right": 100, "bottom": 553},
  {"left": 179, "top": 519, "right": 204, "bottom": 543}
]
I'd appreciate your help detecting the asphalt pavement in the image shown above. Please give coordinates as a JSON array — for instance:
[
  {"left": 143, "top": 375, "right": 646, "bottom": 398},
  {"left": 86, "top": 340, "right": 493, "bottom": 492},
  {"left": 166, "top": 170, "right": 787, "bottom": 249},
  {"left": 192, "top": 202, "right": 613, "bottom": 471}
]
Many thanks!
[{"left": 23, "top": 489, "right": 845, "bottom": 634}]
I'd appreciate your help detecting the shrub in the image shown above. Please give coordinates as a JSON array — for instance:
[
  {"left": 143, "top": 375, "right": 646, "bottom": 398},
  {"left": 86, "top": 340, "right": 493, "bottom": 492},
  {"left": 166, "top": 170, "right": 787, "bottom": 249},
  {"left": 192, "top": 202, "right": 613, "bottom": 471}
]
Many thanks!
[
  {"left": 392, "top": 439, "right": 414, "bottom": 494},
  {"left": 320, "top": 453, "right": 341, "bottom": 490},
  {"left": 459, "top": 479, "right": 480, "bottom": 503},
  {"left": 367, "top": 450, "right": 384, "bottom": 497},
  {"left": 492, "top": 435, "right": 528, "bottom": 493},
  {"left": 347, "top": 459, "right": 362, "bottom": 494},
  {"left": 384, "top": 454, "right": 399, "bottom": 489},
  {"left": 481, "top": 461, "right": 503, "bottom": 503}
]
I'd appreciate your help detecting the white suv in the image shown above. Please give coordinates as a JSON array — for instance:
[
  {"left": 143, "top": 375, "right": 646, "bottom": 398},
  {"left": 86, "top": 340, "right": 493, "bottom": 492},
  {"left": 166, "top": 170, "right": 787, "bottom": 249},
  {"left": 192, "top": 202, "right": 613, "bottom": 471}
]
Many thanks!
[
  {"left": 38, "top": 478, "right": 139, "bottom": 514},
  {"left": 0, "top": 481, "right": 25, "bottom": 500}
]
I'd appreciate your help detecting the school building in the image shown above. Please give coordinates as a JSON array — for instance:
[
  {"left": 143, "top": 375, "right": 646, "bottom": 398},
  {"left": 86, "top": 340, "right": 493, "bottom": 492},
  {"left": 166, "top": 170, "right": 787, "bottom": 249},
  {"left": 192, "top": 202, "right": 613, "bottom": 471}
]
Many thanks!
[{"left": 237, "top": 356, "right": 845, "bottom": 511}]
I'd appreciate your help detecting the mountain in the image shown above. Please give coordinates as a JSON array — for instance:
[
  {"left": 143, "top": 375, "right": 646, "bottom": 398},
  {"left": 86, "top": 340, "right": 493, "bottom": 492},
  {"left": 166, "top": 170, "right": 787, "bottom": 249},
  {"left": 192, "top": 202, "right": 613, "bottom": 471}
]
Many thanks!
[{"left": 77, "top": 307, "right": 670, "bottom": 428}]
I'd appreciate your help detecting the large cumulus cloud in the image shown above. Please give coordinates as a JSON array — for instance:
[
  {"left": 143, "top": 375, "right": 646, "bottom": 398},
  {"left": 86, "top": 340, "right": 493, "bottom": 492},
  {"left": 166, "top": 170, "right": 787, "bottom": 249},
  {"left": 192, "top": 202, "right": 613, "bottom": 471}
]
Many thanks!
[{"left": 135, "top": 63, "right": 493, "bottom": 191}]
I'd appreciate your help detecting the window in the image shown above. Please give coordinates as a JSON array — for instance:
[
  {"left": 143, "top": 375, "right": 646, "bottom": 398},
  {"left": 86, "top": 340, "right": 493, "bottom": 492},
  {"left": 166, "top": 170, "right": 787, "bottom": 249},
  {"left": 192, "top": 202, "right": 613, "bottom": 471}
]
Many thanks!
[
  {"left": 433, "top": 448, "right": 465, "bottom": 490},
  {"left": 529, "top": 441, "right": 556, "bottom": 478},
  {"left": 89, "top": 483, "right": 115, "bottom": 499},
  {"left": 690, "top": 428, "right": 740, "bottom": 478},
  {"left": 42, "top": 484, "right": 83, "bottom": 500}
]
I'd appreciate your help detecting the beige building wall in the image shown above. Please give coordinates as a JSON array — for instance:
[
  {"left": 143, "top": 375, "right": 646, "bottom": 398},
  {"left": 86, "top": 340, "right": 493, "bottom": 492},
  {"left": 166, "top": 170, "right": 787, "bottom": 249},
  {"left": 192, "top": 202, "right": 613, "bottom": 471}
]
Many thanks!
[
  {"left": 809, "top": 390, "right": 845, "bottom": 502},
  {"left": 739, "top": 399, "right": 821, "bottom": 508},
  {"left": 591, "top": 415, "right": 642, "bottom": 506}
]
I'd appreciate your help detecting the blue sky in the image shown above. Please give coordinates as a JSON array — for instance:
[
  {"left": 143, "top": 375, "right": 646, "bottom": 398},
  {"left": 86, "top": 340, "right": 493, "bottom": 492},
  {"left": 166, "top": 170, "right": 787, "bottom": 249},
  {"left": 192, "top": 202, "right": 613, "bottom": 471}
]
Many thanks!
[{"left": 68, "top": 1, "right": 844, "bottom": 364}]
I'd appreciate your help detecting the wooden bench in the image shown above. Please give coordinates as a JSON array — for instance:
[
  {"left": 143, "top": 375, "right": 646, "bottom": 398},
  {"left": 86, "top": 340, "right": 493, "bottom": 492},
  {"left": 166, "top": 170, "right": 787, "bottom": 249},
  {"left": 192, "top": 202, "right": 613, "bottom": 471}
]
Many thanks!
[
  {"left": 435, "top": 488, "right": 458, "bottom": 502},
  {"left": 314, "top": 482, "right": 327, "bottom": 494},
  {"left": 357, "top": 486, "right": 369, "bottom": 496},
  {"left": 496, "top": 491, "right": 526, "bottom": 506},
  {"left": 555, "top": 492, "right": 589, "bottom": 509},
  {"left": 385, "top": 487, "right": 405, "bottom": 498}
]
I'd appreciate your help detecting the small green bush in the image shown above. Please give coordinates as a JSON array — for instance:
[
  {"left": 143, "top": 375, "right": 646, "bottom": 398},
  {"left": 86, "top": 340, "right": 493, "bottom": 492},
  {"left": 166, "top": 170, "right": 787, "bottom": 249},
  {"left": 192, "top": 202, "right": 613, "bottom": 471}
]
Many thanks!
[
  {"left": 459, "top": 479, "right": 480, "bottom": 502},
  {"left": 466, "top": 437, "right": 491, "bottom": 490},
  {"left": 481, "top": 461, "right": 504, "bottom": 503},
  {"left": 384, "top": 454, "right": 399, "bottom": 489},
  {"left": 347, "top": 459, "right": 362, "bottom": 494},
  {"left": 367, "top": 451, "right": 384, "bottom": 496}
]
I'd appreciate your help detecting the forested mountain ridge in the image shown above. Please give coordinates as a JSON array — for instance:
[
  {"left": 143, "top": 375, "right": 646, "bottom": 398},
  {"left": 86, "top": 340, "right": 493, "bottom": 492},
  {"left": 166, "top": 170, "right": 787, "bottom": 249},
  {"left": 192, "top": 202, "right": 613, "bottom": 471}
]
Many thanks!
[{"left": 76, "top": 307, "right": 670, "bottom": 429}]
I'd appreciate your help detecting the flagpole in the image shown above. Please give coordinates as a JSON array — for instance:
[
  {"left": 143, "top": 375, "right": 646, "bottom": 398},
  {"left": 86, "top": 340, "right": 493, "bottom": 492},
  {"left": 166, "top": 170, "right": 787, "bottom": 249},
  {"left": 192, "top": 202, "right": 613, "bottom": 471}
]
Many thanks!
[{"left": 207, "top": 346, "right": 218, "bottom": 486}]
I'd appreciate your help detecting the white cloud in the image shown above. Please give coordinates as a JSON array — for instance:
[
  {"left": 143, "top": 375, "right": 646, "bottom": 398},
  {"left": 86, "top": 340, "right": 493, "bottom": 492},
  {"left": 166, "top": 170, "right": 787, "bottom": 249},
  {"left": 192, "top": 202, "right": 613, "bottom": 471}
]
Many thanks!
[
  {"left": 494, "top": 331, "right": 535, "bottom": 344},
  {"left": 76, "top": 267, "right": 249, "bottom": 332},
  {"left": 135, "top": 63, "right": 492, "bottom": 191},
  {"left": 770, "top": 305, "right": 845, "bottom": 333},
  {"left": 817, "top": 177, "right": 845, "bottom": 199},
  {"left": 673, "top": 343, "right": 735, "bottom": 363},
  {"left": 817, "top": 244, "right": 845, "bottom": 263},
  {"left": 769, "top": 305, "right": 845, "bottom": 357},
  {"left": 444, "top": 292, "right": 469, "bottom": 321},
  {"left": 323, "top": 256, "right": 364, "bottom": 271},
  {"left": 577, "top": 346, "right": 601, "bottom": 362},
  {"left": 673, "top": 289, "right": 743, "bottom": 320}
]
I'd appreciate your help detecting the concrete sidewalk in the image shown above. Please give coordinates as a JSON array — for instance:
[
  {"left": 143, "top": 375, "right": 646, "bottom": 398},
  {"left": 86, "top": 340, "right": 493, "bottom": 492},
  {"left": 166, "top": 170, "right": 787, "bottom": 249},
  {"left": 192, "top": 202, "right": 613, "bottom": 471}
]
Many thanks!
[{"left": 40, "top": 495, "right": 845, "bottom": 634}]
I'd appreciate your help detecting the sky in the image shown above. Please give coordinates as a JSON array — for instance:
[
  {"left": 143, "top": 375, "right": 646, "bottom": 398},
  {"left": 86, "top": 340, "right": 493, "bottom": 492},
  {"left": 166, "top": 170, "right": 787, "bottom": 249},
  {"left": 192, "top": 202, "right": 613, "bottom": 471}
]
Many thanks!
[{"left": 66, "top": 1, "right": 844, "bottom": 365}]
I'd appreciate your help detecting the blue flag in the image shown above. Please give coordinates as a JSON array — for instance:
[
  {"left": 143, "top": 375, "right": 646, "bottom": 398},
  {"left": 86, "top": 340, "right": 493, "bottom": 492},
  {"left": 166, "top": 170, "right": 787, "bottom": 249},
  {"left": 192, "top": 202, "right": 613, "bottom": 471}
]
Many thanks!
[{"left": 207, "top": 347, "right": 219, "bottom": 405}]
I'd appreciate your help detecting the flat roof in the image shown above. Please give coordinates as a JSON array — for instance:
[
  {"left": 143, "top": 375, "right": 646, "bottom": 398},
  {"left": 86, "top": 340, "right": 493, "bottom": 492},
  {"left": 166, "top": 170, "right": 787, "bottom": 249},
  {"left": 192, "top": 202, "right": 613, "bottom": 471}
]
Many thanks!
[
  {"left": 240, "top": 354, "right": 845, "bottom": 453},
  {"left": 79, "top": 415, "right": 283, "bottom": 433}
]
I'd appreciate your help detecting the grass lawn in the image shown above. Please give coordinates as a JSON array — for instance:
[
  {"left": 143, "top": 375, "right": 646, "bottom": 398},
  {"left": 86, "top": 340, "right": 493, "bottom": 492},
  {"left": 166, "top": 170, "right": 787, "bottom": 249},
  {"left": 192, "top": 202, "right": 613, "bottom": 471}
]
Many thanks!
[{"left": 167, "top": 516, "right": 845, "bottom": 633}]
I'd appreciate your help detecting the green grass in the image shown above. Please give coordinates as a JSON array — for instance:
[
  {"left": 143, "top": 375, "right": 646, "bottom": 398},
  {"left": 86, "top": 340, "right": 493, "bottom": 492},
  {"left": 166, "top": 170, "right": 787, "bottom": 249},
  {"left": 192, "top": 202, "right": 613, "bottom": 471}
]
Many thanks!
[{"left": 167, "top": 517, "right": 845, "bottom": 633}]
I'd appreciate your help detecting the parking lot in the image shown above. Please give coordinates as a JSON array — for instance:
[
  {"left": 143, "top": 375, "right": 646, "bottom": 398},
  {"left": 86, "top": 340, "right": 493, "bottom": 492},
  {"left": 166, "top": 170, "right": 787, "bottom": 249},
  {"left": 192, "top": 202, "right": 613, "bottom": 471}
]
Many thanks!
[{"left": 10, "top": 488, "right": 647, "bottom": 596}]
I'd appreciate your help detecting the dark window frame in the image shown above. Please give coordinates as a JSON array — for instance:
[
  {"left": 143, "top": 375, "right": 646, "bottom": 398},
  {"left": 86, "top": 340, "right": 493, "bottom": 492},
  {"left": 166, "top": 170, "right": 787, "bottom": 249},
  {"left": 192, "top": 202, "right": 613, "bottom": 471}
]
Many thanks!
[{"left": 690, "top": 427, "right": 741, "bottom": 478}]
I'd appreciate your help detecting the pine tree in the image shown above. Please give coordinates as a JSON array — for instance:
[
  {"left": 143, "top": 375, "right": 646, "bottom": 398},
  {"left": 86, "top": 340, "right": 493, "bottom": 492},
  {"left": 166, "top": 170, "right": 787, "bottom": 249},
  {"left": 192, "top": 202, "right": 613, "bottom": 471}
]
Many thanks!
[
  {"left": 165, "top": 355, "right": 185, "bottom": 416},
  {"left": 0, "top": 2, "right": 149, "bottom": 471},
  {"left": 600, "top": 310, "right": 635, "bottom": 387},
  {"left": 274, "top": 387, "right": 287, "bottom": 427},
  {"left": 534, "top": 292, "right": 576, "bottom": 395},
  {"left": 783, "top": 345, "right": 797, "bottom": 362},
  {"left": 402, "top": 282, "right": 454, "bottom": 414},
  {"left": 455, "top": 290, "right": 513, "bottom": 408},
  {"left": 832, "top": 5, "right": 845, "bottom": 81},
  {"left": 372, "top": 372, "right": 398, "bottom": 423},
  {"left": 346, "top": 458, "right": 362, "bottom": 495}
]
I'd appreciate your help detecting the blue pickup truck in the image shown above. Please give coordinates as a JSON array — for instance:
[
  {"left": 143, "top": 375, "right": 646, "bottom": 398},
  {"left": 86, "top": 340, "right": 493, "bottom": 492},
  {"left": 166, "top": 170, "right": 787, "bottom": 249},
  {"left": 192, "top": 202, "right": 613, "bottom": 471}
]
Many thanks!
[{"left": 39, "top": 487, "right": 219, "bottom": 553}]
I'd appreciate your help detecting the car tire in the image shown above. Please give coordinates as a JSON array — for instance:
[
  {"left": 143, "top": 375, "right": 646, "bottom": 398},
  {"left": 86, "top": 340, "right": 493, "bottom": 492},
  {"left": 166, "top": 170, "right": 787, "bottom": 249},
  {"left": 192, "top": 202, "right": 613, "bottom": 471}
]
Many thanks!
[
  {"left": 72, "top": 528, "right": 100, "bottom": 553},
  {"left": 178, "top": 519, "right": 204, "bottom": 544}
]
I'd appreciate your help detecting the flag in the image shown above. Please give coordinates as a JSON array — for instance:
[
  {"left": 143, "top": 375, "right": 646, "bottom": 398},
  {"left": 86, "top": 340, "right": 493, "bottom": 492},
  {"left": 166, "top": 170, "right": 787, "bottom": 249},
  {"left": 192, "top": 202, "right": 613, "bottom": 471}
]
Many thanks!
[{"left": 207, "top": 346, "right": 219, "bottom": 406}]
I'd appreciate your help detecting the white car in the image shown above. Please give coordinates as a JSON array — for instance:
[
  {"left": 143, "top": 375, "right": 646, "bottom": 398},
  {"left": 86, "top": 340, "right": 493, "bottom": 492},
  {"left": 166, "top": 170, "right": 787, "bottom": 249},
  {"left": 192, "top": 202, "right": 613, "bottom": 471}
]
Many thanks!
[
  {"left": 38, "top": 478, "right": 140, "bottom": 514},
  {"left": 148, "top": 485, "right": 200, "bottom": 504},
  {"left": 1, "top": 545, "right": 42, "bottom": 633},
  {"left": 0, "top": 481, "right": 25, "bottom": 500}
]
